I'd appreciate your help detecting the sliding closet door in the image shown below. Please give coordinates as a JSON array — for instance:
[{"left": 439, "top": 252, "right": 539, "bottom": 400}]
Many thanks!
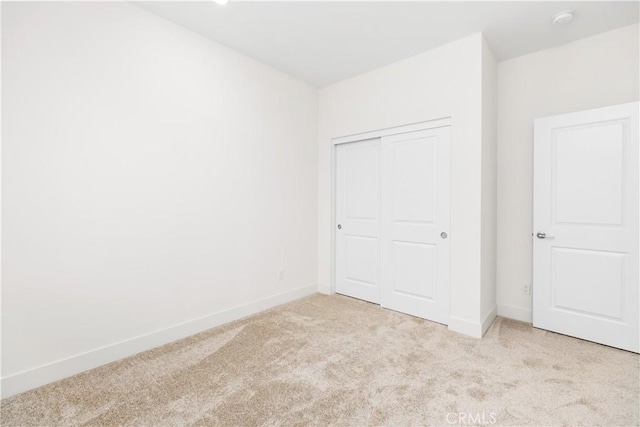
[
  {"left": 335, "top": 138, "right": 381, "bottom": 303},
  {"left": 380, "top": 127, "right": 450, "bottom": 324}
]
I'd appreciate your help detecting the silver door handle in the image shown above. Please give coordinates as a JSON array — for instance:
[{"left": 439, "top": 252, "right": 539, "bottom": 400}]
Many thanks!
[{"left": 536, "top": 232, "right": 554, "bottom": 239}]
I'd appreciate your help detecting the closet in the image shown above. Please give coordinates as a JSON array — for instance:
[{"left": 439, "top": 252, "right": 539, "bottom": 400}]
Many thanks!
[{"left": 334, "top": 123, "right": 450, "bottom": 324}]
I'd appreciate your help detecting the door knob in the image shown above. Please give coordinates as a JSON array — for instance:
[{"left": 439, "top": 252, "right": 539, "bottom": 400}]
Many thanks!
[
  {"left": 440, "top": 232, "right": 448, "bottom": 239},
  {"left": 337, "top": 224, "right": 342, "bottom": 230},
  {"left": 536, "top": 232, "right": 554, "bottom": 239}
]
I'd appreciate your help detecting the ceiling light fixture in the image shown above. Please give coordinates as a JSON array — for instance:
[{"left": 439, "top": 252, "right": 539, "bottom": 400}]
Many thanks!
[
  {"left": 552, "top": 10, "right": 574, "bottom": 25},
  {"left": 213, "top": 0, "right": 229, "bottom": 6}
]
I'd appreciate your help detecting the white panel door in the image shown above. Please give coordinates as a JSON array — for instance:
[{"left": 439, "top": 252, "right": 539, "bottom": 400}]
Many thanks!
[
  {"left": 335, "top": 138, "right": 381, "bottom": 303},
  {"left": 533, "top": 102, "right": 639, "bottom": 352},
  {"left": 380, "top": 127, "right": 450, "bottom": 324}
]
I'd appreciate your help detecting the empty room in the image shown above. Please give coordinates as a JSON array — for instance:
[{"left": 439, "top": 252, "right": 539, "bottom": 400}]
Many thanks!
[{"left": 1, "top": 1, "right": 639, "bottom": 425}]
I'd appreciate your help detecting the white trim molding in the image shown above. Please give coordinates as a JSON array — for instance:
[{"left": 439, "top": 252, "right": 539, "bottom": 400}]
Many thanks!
[
  {"left": 317, "top": 283, "right": 333, "bottom": 295},
  {"left": 497, "top": 303, "right": 533, "bottom": 323},
  {"left": 448, "top": 316, "right": 484, "bottom": 339},
  {"left": 1, "top": 285, "right": 317, "bottom": 399},
  {"left": 481, "top": 305, "right": 498, "bottom": 336},
  {"left": 448, "top": 305, "right": 497, "bottom": 339},
  {"left": 332, "top": 117, "right": 451, "bottom": 145}
]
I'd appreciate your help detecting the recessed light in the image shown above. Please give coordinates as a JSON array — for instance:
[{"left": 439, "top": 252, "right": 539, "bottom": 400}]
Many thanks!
[
  {"left": 213, "top": 0, "right": 229, "bottom": 5},
  {"left": 552, "top": 10, "right": 574, "bottom": 25}
]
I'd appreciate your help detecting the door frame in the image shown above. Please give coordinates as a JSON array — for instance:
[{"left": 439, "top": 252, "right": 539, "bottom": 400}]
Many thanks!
[{"left": 330, "top": 117, "right": 452, "bottom": 296}]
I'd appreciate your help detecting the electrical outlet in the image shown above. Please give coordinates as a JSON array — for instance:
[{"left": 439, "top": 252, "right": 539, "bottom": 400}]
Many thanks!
[
  {"left": 278, "top": 270, "right": 285, "bottom": 281},
  {"left": 523, "top": 282, "right": 531, "bottom": 295}
]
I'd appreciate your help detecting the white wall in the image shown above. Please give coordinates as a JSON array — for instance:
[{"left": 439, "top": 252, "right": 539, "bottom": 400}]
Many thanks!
[
  {"left": 318, "top": 34, "right": 491, "bottom": 337},
  {"left": 1, "top": 2, "right": 318, "bottom": 396},
  {"left": 480, "top": 37, "right": 498, "bottom": 330},
  {"left": 496, "top": 24, "right": 640, "bottom": 322}
]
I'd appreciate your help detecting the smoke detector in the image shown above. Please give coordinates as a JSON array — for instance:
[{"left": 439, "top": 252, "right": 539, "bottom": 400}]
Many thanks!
[{"left": 552, "top": 10, "right": 575, "bottom": 25}]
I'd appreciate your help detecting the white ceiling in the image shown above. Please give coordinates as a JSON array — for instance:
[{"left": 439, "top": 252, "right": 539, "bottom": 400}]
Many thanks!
[{"left": 134, "top": 1, "right": 639, "bottom": 87}]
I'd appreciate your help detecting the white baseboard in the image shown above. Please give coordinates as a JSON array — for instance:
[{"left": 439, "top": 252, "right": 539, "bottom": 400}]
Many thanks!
[
  {"left": 317, "top": 283, "right": 333, "bottom": 295},
  {"left": 481, "top": 305, "right": 497, "bottom": 336},
  {"left": 1, "top": 284, "right": 317, "bottom": 399},
  {"left": 448, "top": 316, "right": 482, "bottom": 338},
  {"left": 497, "top": 303, "right": 532, "bottom": 323},
  {"left": 448, "top": 305, "right": 497, "bottom": 339}
]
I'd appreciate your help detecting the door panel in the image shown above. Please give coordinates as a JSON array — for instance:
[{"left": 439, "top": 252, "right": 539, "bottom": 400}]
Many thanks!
[
  {"left": 345, "top": 235, "right": 378, "bottom": 286},
  {"left": 391, "top": 241, "right": 437, "bottom": 300},
  {"left": 335, "top": 139, "right": 381, "bottom": 303},
  {"left": 552, "top": 248, "right": 624, "bottom": 319},
  {"left": 344, "top": 146, "right": 379, "bottom": 220},
  {"left": 391, "top": 138, "right": 437, "bottom": 223},
  {"left": 380, "top": 127, "right": 450, "bottom": 324},
  {"left": 533, "top": 102, "right": 639, "bottom": 352},
  {"left": 554, "top": 122, "right": 624, "bottom": 225}
]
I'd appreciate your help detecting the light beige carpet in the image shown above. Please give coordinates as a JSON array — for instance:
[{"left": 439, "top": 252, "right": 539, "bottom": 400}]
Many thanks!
[{"left": 2, "top": 294, "right": 638, "bottom": 426}]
